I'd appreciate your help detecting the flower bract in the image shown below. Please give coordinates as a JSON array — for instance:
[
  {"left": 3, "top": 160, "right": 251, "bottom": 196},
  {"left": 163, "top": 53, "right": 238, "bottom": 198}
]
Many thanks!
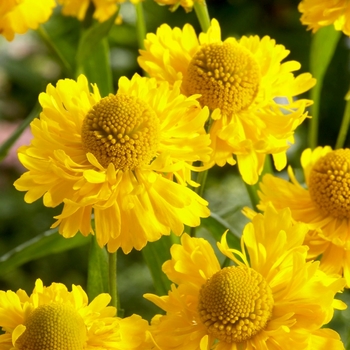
[
  {"left": 138, "top": 19, "right": 316, "bottom": 184},
  {"left": 14, "top": 74, "right": 211, "bottom": 253},
  {"left": 144, "top": 205, "right": 346, "bottom": 350}
]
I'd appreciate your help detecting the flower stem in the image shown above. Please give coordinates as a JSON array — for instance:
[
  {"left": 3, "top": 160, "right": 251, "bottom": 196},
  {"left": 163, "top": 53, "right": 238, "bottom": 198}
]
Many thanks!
[
  {"left": 308, "top": 83, "right": 321, "bottom": 149},
  {"left": 135, "top": 2, "right": 147, "bottom": 50},
  {"left": 335, "top": 89, "right": 350, "bottom": 149},
  {"left": 0, "top": 102, "right": 40, "bottom": 162},
  {"left": 108, "top": 251, "right": 118, "bottom": 310},
  {"left": 194, "top": 1, "right": 211, "bottom": 32},
  {"left": 245, "top": 155, "right": 274, "bottom": 210}
]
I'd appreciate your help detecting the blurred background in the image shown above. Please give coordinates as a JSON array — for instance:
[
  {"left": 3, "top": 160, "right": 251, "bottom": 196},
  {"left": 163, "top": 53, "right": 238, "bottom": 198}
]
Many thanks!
[{"left": 1, "top": 0, "right": 350, "bottom": 334}]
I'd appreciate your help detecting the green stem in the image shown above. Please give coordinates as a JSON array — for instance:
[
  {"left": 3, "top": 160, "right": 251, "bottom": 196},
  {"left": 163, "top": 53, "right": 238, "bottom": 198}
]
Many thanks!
[
  {"left": 135, "top": 2, "right": 147, "bottom": 50},
  {"left": 308, "top": 83, "right": 321, "bottom": 149},
  {"left": 245, "top": 155, "right": 273, "bottom": 210},
  {"left": 335, "top": 89, "right": 350, "bottom": 149},
  {"left": 193, "top": 1, "right": 211, "bottom": 32},
  {"left": 108, "top": 252, "right": 118, "bottom": 310},
  {"left": 0, "top": 102, "right": 40, "bottom": 162}
]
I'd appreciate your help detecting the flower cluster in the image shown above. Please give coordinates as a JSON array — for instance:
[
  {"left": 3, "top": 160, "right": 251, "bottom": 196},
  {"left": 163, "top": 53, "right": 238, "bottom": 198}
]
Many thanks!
[{"left": 1, "top": 0, "right": 350, "bottom": 349}]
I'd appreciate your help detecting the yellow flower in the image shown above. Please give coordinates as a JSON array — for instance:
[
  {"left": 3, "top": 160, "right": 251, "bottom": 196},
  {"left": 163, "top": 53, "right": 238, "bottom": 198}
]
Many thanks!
[
  {"left": 145, "top": 206, "right": 346, "bottom": 350},
  {"left": 14, "top": 74, "right": 211, "bottom": 253},
  {"left": 0, "top": 0, "right": 56, "bottom": 41},
  {"left": 153, "top": 0, "right": 204, "bottom": 13},
  {"left": 57, "top": 0, "right": 142, "bottom": 23},
  {"left": 258, "top": 146, "right": 350, "bottom": 287},
  {"left": 138, "top": 19, "right": 315, "bottom": 184},
  {"left": 0, "top": 279, "right": 152, "bottom": 350},
  {"left": 299, "top": 0, "right": 350, "bottom": 36}
]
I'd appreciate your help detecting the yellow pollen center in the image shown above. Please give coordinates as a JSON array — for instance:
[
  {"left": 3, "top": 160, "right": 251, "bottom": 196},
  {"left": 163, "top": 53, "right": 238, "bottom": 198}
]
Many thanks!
[
  {"left": 81, "top": 94, "right": 160, "bottom": 170},
  {"left": 309, "top": 148, "right": 350, "bottom": 219},
  {"left": 182, "top": 41, "right": 260, "bottom": 115},
  {"left": 17, "top": 303, "right": 86, "bottom": 350},
  {"left": 198, "top": 265, "right": 273, "bottom": 343}
]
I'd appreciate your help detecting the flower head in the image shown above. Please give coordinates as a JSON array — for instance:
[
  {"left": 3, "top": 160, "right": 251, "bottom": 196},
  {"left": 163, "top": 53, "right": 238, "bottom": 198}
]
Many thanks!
[
  {"left": 0, "top": 279, "right": 152, "bottom": 350},
  {"left": 145, "top": 206, "right": 346, "bottom": 350},
  {"left": 138, "top": 19, "right": 315, "bottom": 184},
  {"left": 57, "top": 0, "right": 141, "bottom": 23},
  {"left": 14, "top": 74, "right": 211, "bottom": 253},
  {"left": 298, "top": 0, "right": 350, "bottom": 36},
  {"left": 258, "top": 146, "right": 350, "bottom": 287},
  {"left": 0, "top": 0, "right": 56, "bottom": 41}
]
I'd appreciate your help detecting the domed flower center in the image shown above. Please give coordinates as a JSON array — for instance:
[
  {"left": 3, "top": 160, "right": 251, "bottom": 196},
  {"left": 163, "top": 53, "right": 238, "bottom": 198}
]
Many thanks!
[
  {"left": 182, "top": 41, "right": 260, "bottom": 115},
  {"left": 198, "top": 265, "right": 273, "bottom": 343},
  {"left": 17, "top": 303, "right": 86, "bottom": 350},
  {"left": 81, "top": 94, "right": 160, "bottom": 170},
  {"left": 309, "top": 148, "right": 350, "bottom": 219}
]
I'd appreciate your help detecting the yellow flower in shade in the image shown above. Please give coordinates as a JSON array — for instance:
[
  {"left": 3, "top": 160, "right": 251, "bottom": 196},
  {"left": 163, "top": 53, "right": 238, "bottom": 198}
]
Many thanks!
[
  {"left": 138, "top": 19, "right": 316, "bottom": 185},
  {"left": 144, "top": 205, "right": 346, "bottom": 350},
  {"left": 258, "top": 146, "right": 350, "bottom": 287},
  {"left": 14, "top": 74, "right": 211, "bottom": 253},
  {"left": 0, "top": 279, "right": 152, "bottom": 350},
  {"left": 299, "top": 0, "right": 350, "bottom": 36},
  {"left": 0, "top": 0, "right": 56, "bottom": 41},
  {"left": 153, "top": 0, "right": 204, "bottom": 13},
  {"left": 57, "top": 0, "right": 142, "bottom": 23}
]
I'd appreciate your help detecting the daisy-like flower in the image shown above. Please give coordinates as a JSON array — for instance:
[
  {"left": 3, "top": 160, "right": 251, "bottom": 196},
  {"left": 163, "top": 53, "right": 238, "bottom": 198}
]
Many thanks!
[
  {"left": 0, "top": 0, "right": 56, "bottom": 41},
  {"left": 138, "top": 19, "right": 316, "bottom": 184},
  {"left": 152, "top": 0, "right": 204, "bottom": 13},
  {"left": 57, "top": 0, "right": 142, "bottom": 23},
  {"left": 0, "top": 278, "right": 152, "bottom": 350},
  {"left": 258, "top": 146, "right": 350, "bottom": 287},
  {"left": 14, "top": 74, "right": 211, "bottom": 253},
  {"left": 145, "top": 205, "right": 346, "bottom": 350},
  {"left": 299, "top": 0, "right": 350, "bottom": 36}
]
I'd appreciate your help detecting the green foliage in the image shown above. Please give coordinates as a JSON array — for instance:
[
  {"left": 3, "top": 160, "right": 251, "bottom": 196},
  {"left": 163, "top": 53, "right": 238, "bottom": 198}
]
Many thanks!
[{"left": 0, "top": 229, "right": 89, "bottom": 275}]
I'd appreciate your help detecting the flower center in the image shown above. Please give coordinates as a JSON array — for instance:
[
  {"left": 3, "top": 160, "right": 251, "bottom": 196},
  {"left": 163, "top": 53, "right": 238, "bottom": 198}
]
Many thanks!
[
  {"left": 309, "top": 148, "right": 350, "bottom": 219},
  {"left": 198, "top": 265, "right": 273, "bottom": 343},
  {"left": 17, "top": 303, "right": 86, "bottom": 350},
  {"left": 182, "top": 41, "right": 260, "bottom": 115},
  {"left": 81, "top": 94, "right": 160, "bottom": 170}
]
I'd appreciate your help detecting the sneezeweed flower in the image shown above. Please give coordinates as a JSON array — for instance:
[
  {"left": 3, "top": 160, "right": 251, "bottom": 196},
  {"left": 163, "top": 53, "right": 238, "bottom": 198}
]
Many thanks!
[
  {"left": 153, "top": 0, "right": 204, "bottom": 13},
  {"left": 0, "top": 278, "right": 152, "bottom": 350},
  {"left": 298, "top": 0, "right": 350, "bottom": 36},
  {"left": 14, "top": 74, "right": 211, "bottom": 253},
  {"left": 138, "top": 19, "right": 316, "bottom": 184},
  {"left": 258, "top": 146, "right": 350, "bottom": 287},
  {"left": 57, "top": 0, "right": 142, "bottom": 23},
  {"left": 145, "top": 205, "right": 346, "bottom": 350},
  {"left": 0, "top": 0, "right": 56, "bottom": 41}
]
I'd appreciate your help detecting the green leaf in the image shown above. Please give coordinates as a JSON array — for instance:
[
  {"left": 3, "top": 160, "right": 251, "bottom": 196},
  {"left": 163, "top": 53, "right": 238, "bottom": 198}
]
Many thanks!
[
  {"left": 76, "top": 10, "right": 118, "bottom": 66},
  {"left": 78, "top": 38, "right": 113, "bottom": 96},
  {"left": 75, "top": 11, "right": 119, "bottom": 96},
  {"left": 142, "top": 235, "right": 179, "bottom": 296},
  {"left": 310, "top": 26, "right": 341, "bottom": 80},
  {"left": 309, "top": 26, "right": 341, "bottom": 148},
  {"left": 0, "top": 229, "right": 90, "bottom": 274},
  {"left": 87, "top": 236, "right": 109, "bottom": 301},
  {"left": 39, "top": 15, "right": 81, "bottom": 75},
  {"left": 201, "top": 212, "right": 241, "bottom": 251}
]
